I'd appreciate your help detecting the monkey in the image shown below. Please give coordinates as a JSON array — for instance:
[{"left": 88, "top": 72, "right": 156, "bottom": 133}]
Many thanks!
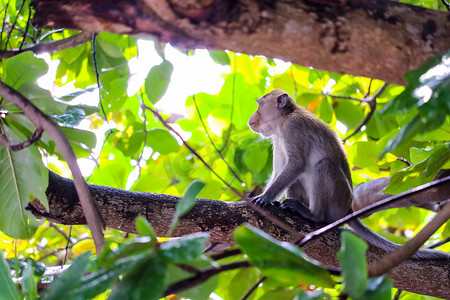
[{"left": 248, "top": 89, "right": 449, "bottom": 260}]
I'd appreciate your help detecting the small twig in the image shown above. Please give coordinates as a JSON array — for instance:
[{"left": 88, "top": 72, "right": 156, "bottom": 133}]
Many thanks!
[
  {"left": 396, "top": 157, "right": 412, "bottom": 167},
  {"left": 441, "top": 0, "right": 450, "bottom": 10},
  {"left": 62, "top": 225, "right": 73, "bottom": 267},
  {"left": 426, "top": 237, "right": 450, "bottom": 249},
  {"left": 2, "top": 0, "right": 26, "bottom": 54},
  {"left": 18, "top": 3, "right": 32, "bottom": 51},
  {"left": 219, "top": 53, "right": 237, "bottom": 153},
  {"left": 0, "top": 81, "right": 105, "bottom": 255},
  {"left": 393, "top": 289, "right": 403, "bottom": 300},
  {"left": 0, "top": 32, "right": 93, "bottom": 59},
  {"left": 210, "top": 248, "right": 242, "bottom": 261},
  {"left": 192, "top": 94, "right": 244, "bottom": 184},
  {"left": 296, "top": 176, "right": 450, "bottom": 247},
  {"left": 164, "top": 261, "right": 251, "bottom": 296},
  {"left": 343, "top": 83, "right": 387, "bottom": 142},
  {"left": 368, "top": 202, "right": 450, "bottom": 277},
  {"left": 0, "top": 128, "right": 43, "bottom": 150},
  {"left": 241, "top": 276, "right": 266, "bottom": 300}
]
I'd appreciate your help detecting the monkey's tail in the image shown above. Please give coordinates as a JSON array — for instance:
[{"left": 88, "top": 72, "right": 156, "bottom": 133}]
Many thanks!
[{"left": 349, "top": 219, "right": 450, "bottom": 260}]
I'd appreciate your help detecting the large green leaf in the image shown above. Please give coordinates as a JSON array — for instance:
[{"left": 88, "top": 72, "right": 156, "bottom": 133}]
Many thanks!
[
  {"left": 0, "top": 144, "right": 47, "bottom": 238},
  {"left": 168, "top": 180, "right": 205, "bottom": 236},
  {"left": 4, "top": 52, "right": 48, "bottom": 88},
  {"left": 41, "top": 252, "right": 91, "bottom": 300},
  {"left": 381, "top": 51, "right": 450, "bottom": 156},
  {"left": 337, "top": 232, "right": 368, "bottom": 298},
  {"left": 146, "top": 128, "right": 180, "bottom": 155},
  {"left": 109, "top": 256, "right": 167, "bottom": 300},
  {"left": 356, "top": 276, "right": 392, "bottom": 300},
  {"left": 384, "top": 143, "right": 450, "bottom": 194},
  {"left": 234, "top": 224, "right": 334, "bottom": 288},
  {"left": 144, "top": 60, "right": 173, "bottom": 104},
  {"left": 0, "top": 250, "right": 20, "bottom": 300},
  {"left": 16, "top": 83, "right": 67, "bottom": 115},
  {"left": 158, "top": 232, "right": 209, "bottom": 263}
]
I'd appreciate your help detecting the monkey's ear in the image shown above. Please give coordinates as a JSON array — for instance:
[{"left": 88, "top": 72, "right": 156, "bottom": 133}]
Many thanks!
[{"left": 277, "top": 94, "right": 289, "bottom": 110}]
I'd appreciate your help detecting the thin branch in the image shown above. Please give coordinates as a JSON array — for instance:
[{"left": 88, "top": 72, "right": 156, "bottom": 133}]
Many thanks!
[
  {"left": 343, "top": 83, "right": 388, "bottom": 142},
  {"left": 368, "top": 202, "right": 450, "bottom": 277},
  {"left": 192, "top": 94, "right": 244, "bottom": 184},
  {"left": 219, "top": 52, "right": 237, "bottom": 152},
  {"left": 210, "top": 248, "right": 242, "bottom": 261},
  {"left": 164, "top": 261, "right": 251, "bottom": 296},
  {"left": 1, "top": 0, "right": 26, "bottom": 57},
  {"left": 142, "top": 104, "right": 304, "bottom": 241},
  {"left": 296, "top": 176, "right": 450, "bottom": 247},
  {"left": 0, "top": 80, "right": 105, "bottom": 254},
  {"left": 441, "top": 0, "right": 450, "bottom": 10},
  {"left": 0, "top": 32, "right": 93, "bottom": 59},
  {"left": 241, "top": 276, "right": 266, "bottom": 300},
  {"left": 18, "top": 3, "right": 32, "bottom": 51},
  {"left": 0, "top": 128, "right": 43, "bottom": 151},
  {"left": 426, "top": 237, "right": 450, "bottom": 249}
]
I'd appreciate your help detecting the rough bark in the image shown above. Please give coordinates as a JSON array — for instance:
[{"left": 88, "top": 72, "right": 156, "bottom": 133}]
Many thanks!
[
  {"left": 27, "top": 172, "right": 450, "bottom": 299},
  {"left": 31, "top": 0, "right": 450, "bottom": 85}
]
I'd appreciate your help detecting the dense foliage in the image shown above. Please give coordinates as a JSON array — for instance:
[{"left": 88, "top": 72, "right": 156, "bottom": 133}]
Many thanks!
[{"left": 0, "top": 0, "right": 449, "bottom": 299}]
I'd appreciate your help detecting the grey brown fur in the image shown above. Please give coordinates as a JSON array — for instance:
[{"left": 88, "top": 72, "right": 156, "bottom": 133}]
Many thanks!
[{"left": 248, "top": 89, "right": 449, "bottom": 260}]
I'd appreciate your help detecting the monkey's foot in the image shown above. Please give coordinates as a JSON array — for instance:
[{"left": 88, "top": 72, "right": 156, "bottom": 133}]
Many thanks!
[{"left": 281, "top": 198, "right": 315, "bottom": 220}]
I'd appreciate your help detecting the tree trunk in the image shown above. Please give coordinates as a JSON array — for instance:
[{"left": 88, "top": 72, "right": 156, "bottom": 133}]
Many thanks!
[
  {"left": 32, "top": 0, "right": 450, "bottom": 85},
  {"left": 27, "top": 172, "right": 450, "bottom": 299}
]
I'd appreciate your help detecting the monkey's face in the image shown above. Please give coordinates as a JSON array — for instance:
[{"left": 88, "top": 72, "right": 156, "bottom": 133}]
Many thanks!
[{"left": 248, "top": 95, "right": 281, "bottom": 137}]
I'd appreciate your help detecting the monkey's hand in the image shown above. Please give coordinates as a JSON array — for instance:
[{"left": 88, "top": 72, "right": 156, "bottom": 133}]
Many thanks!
[{"left": 250, "top": 194, "right": 274, "bottom": 207}]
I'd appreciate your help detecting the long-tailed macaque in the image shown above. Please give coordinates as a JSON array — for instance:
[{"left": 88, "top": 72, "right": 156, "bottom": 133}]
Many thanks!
[{"left": 248, "top": 89, "right": 449, "bottom": 260}]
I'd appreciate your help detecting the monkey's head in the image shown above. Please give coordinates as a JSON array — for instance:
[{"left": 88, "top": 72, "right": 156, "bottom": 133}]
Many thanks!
[{"left": 248, "top": 89, "right": 295, "bottom": 137}]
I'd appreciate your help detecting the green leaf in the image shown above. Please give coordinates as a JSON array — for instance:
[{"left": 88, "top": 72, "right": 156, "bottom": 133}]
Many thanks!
[
  {"left": 168, "top": 180, "right": 205, "bottom": 236},
  {"left": 56, "top": 87, "right": 96, "bottom": 102},
  {"left": 348, "top": 141, "right": 380, "bottom": 168},
  {"left": 21, "top": 260, "right": 37, "bottom": 299},
  {"left": 41, "top": 252, "right": 91, "bottom": 300},
  {"left": 52, "top": 107, "right": 86, "bottom": 126},
  {"left": 333, "top": 100, "right": 364, "bottom": 129},
  {"left": 380, "top": 51, "right": 450, "bottom": 156},
  {"left": 60, "top": 126, "right": 97, "bottom": 158},
  {"left": 296, "top": 289, "right": 329, "bottom": 300},
  {"left": 4, "top": 52, "right": 48, "bottom": 88},
  {"left": 209, "top": 50, "right": 231, "bottom": 65},
  {"left": 109, "top": 256, "right": 167, "bottom": 300},
  {"left": 158, "top": 232, "right": 209, "bottom": 263},
  {"left": 0, "top": 250, "right": 20, "bottom": 300},
  {"left": 259, "top": 288, "right": 297, "bottom": 300},
  {"left": 17, "top": 83, "right": 67, "bottom": 115},
  {"left": 384, "top": 143, "right": 450, "bottom": 194},
  {"left": 146, "top": 128, "right": 180, "bottom": 155},
  {"left": 144, "top": 60, "right": 173, "bottom": 104},
  {"left": 319, "top": 95, "right": 333, "bottom": 123},
  {"left": 356, "top": 276, "right": 392, "bottom": 300},
  {"left": 135, "top": 216, "right": 157, "bottom": 245},
  {"left": 234, "top": 224, "right": 334, "bottom": 287},
  {"left": 69, "top": 253, "right": 144, "bottom": 299},
  {"left": 0, "top": 144, "right": 47, "bottom": 238},
  {"left": 337, "top": 231, "right": 368, "bottom": 298}
]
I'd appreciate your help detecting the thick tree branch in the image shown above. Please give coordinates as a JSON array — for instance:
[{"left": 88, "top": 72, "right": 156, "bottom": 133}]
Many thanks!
[
  {"left": 27, "top": 171, "right": 450, "bottom": 298},
  {"left": 32, "top": 0, "right": 450, "bottom": 84}
]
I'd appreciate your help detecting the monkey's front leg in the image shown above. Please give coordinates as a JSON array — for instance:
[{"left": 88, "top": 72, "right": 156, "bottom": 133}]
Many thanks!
[{"left": 251, "top": 160, "right": 304, "bottom": 207}]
